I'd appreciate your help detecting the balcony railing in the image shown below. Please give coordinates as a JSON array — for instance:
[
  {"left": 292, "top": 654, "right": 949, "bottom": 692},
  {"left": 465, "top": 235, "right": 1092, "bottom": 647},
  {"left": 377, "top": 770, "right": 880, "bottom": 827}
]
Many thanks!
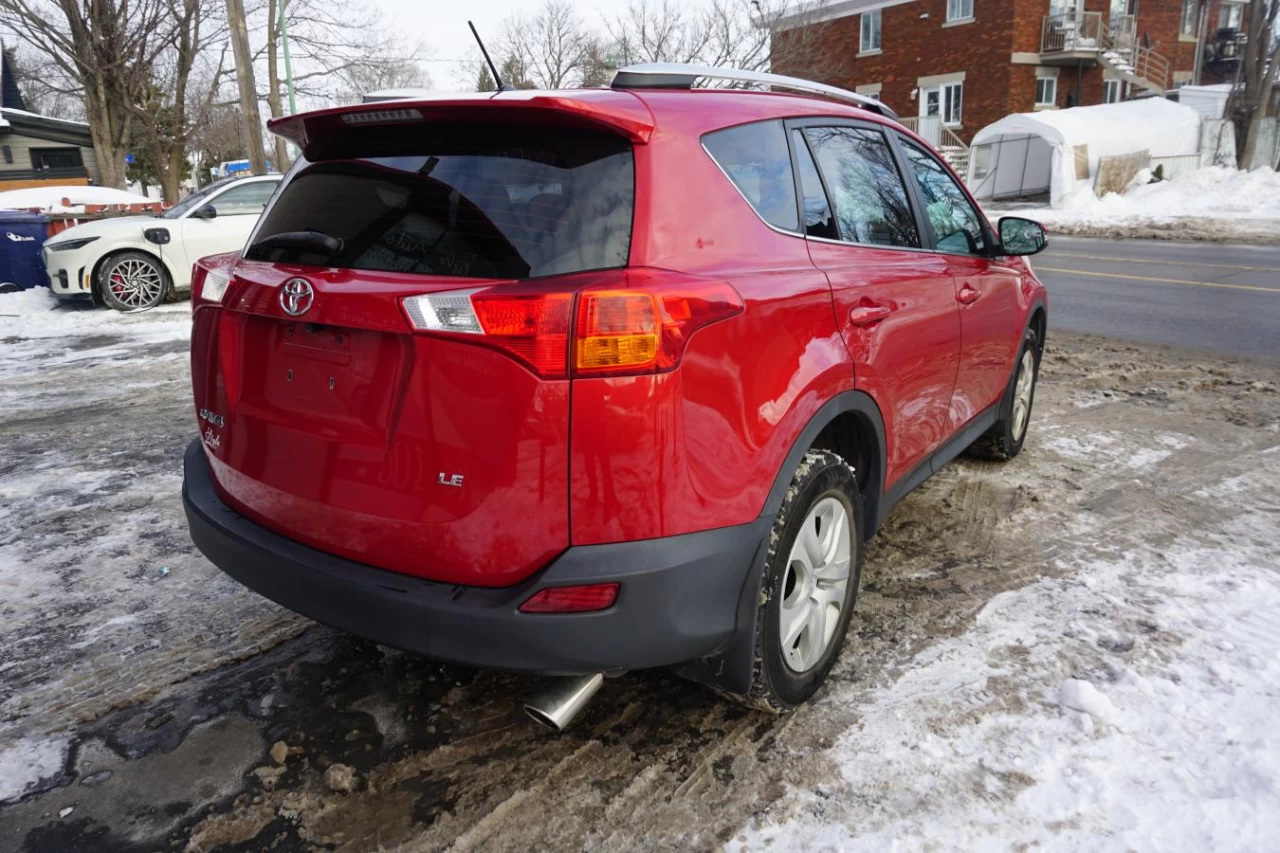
[{"left": 1041, "top": 11, "right": 1103, "bottom": 54}]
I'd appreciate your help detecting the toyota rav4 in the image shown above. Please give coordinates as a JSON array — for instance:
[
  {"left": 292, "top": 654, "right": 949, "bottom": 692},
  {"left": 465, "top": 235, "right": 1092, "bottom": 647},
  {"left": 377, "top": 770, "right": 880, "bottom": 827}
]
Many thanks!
[{"left": 182, "top": 65, "right": 1048, "bottom": 724}]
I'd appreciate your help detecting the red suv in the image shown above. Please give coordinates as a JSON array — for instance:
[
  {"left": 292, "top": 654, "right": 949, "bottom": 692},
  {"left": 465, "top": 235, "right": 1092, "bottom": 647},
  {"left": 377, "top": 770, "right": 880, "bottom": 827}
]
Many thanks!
[{"left": 183, "top": 66, "right": 1047, "bottom": 725}]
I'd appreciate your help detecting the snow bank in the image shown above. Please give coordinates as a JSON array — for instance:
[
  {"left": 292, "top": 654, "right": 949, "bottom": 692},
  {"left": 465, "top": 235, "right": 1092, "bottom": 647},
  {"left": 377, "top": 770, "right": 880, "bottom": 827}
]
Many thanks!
[
  {"left": 0, "top": 185, "right": 155, "bottom": 214},
  {"left": 730, "top": 500, "right": 1280, "bottom": 850},
  {"left": 989, "top": 167, "right": 1280, "bottom": 241}
]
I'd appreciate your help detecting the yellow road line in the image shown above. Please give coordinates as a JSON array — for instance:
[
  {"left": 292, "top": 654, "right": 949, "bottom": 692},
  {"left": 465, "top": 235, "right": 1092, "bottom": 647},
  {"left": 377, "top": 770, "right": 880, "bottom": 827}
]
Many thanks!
[
  {"left": 1036, "top": 266, "right": 1280, "bottom": 294},
  {"left": 1047, "top": 253, "right": 1280, "bottom": 274}
]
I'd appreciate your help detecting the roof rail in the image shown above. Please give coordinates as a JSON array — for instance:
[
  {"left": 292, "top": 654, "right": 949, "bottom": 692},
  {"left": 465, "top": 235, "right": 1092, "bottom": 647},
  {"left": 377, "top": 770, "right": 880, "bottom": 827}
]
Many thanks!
[{"left": 610, "top": 63, "right": 899, "bottom": 121}]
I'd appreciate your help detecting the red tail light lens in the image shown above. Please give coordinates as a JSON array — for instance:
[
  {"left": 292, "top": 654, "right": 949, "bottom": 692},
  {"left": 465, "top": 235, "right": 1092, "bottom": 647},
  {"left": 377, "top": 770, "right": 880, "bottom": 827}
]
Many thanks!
[
  {"left": 399, "top": 269, "right": 743, "bottom": 380},
  {"left": 519, "top": 583, "right": 620, "bottom": 614}
]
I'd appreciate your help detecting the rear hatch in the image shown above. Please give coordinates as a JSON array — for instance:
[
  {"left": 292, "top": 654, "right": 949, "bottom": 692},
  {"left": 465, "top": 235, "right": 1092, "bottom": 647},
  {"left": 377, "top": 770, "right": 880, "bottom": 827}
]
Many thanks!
[{"left": 190, "top": 117, "right": 635, "bottom": 586}]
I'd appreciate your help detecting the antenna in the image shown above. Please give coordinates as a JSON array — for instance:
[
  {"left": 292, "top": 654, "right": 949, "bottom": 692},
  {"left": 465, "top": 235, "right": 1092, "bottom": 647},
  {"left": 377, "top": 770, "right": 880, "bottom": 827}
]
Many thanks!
[{"left": 468, "top": 21, "right": 507, "bottom": 92}]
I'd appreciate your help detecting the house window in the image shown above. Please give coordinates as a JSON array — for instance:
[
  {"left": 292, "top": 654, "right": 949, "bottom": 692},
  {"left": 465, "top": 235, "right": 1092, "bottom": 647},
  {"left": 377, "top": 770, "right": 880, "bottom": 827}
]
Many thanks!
[
  {"left": 1179, "top": 0, "right": 1198, "bottom": 36},
  {"left": 1218, "top": 1, "right": 1243, "bottom": 29},
  {"left": 31, "top": 147, "right": 84, "bottom": 171},
  {"left": 942, "top": 82, "right": 963, "bottom": 125},
  {"left": 1035, "top": 75, "right": 1057, "bottom": 107},
  {"left": 1102, "top": 79, "right": 1120, "bottom": 103},
  {"left": 860, "top": 9, "right": 882, "bottom": 52},
  {"left": 947, "top": 0, "right": 974, "bottom": 22}
]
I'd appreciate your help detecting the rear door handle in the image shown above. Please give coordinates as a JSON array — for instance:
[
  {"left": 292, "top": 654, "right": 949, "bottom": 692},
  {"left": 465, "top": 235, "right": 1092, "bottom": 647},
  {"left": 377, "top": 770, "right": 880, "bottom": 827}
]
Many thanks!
[
  {"left": 849, "top": 303, "right": 893, "bottom": 327},
  {"left": 957, "top": 284, "right": 981, "bottom": 305}
]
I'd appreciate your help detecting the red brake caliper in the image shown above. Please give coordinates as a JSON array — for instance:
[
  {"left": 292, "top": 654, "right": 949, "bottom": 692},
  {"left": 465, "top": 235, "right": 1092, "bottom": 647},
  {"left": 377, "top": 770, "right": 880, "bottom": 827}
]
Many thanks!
[{"left": 111, "top": 273, "right": 125, "bottom": 294}]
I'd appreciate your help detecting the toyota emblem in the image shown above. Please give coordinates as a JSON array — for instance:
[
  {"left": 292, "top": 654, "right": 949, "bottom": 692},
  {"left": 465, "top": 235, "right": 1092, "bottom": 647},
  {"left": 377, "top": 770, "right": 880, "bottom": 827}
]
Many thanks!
[{"left": 279, "top": 278, "right": 314, "bottom": 317}]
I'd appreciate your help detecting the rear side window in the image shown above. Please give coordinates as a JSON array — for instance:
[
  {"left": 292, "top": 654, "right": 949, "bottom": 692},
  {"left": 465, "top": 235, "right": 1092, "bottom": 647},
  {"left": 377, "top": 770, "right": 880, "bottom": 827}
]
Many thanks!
[
  {"left": 703, "top": 120, "right": 799, "bottom": 233},
  {"left": 247, "top": 125, "right": 633, "bottom": 280},
  {"left": 803, "top": 126, "right": 920, "bottom": 249},
  {"left": 791, "top": 130, "right": 838, "bottom": 240}
]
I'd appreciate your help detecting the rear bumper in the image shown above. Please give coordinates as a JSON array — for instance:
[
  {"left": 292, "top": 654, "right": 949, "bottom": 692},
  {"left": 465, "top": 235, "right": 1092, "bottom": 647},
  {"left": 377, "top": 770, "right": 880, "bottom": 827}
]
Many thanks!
[{"left": 182, "top": 440, "right": 767, "bottom": 675}]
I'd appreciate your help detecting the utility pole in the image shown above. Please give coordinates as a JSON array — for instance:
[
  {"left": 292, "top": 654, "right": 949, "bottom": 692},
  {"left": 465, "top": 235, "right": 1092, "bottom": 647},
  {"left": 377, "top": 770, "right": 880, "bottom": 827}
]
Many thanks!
[
  {"left": 280, "top": 0, "right": 297, "bottom": 115},
  {"left": 226, "top": 0, "right": 268, "bottom": 175}
]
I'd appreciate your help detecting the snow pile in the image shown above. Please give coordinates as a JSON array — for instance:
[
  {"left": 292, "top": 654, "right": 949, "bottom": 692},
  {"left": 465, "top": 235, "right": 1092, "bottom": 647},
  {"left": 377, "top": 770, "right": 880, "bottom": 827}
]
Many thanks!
[
  {"left": 730, "top": 480, "right": 1280, "bottom": 850},
  {"left": 993, "top": 167, "right": 1280, "bottom": 240},
  {"left": 0, "top": 185, "right": 155, "bottom": 214}
]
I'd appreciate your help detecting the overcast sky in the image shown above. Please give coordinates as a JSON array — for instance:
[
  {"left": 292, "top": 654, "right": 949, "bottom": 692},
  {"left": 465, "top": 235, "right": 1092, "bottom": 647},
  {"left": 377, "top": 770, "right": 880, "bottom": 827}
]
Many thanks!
[{"left": 369, "top": 0, "right": 639, "bottom": 90}]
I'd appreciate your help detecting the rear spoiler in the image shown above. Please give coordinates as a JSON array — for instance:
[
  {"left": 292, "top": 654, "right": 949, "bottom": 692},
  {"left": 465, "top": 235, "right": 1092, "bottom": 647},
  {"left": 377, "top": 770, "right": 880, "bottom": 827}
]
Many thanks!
[{"left": 268, "top": 91, "right": 656, "bottom": 158}]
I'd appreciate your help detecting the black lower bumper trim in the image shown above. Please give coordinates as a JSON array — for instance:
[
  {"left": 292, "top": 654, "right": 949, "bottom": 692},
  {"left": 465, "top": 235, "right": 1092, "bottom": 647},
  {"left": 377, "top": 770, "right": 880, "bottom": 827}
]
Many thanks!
[{"left": 182, "top": 441, "right": 767, "bottom": 676}]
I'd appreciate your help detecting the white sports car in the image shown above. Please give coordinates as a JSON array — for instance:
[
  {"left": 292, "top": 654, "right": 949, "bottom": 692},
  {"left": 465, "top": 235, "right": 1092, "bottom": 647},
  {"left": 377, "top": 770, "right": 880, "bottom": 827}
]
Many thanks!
[{"left": 42, "top": 174, "right": 281, "bottom": 311}]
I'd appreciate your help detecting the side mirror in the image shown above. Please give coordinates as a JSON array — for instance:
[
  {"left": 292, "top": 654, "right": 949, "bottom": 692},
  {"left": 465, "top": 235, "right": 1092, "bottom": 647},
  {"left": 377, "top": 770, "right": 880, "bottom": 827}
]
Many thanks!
[
  {"left": 998, "top": 216, "right": 1047, "bottom": 256},
  {"left": 192, "top": 204, "right": 217, "bottom": 220}
]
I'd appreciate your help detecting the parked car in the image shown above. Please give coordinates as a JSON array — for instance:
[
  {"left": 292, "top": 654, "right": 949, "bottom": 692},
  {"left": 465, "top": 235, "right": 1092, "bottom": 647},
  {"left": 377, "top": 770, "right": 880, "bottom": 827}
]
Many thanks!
[
  {"left": 182, "top": 65, "right": 1048, "bottom": 728},
  {"left": 42, "top": 174, "right": 281, "bottom": 311}
]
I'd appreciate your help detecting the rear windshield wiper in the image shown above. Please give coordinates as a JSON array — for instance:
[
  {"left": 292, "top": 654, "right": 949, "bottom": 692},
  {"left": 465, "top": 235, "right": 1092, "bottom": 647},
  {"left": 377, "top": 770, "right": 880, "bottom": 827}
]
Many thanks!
[{"left": 246, "top": 230, "right": 344, "bottom": 260}]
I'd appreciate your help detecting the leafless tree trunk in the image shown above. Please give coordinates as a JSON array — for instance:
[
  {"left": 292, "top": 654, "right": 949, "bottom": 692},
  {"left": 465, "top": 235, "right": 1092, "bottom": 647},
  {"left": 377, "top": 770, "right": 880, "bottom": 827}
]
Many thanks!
[
  {"left": 264, "top": 0, "right": 290, "bottom": 170},
  {"left": 227, "top": 0, "right": 268, "bottom": 174},
  {"left": 1233, "top": 0, "right": 1280, "bottom": 168}
]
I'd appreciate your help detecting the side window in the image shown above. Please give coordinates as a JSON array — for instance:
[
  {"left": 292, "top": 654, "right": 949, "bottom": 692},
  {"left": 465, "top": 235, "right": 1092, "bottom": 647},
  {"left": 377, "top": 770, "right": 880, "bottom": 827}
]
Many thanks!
[
  {"left": 791, "top": 130, "right": 838, "bottom": 240},
  {"left": 703, "top": 120, "right": 799, "bottom": 233},
  {"left": 802, "top": 126, "right": 920, "bottom": 249},
  {"left": 209, "top": 181, "right": 279, "bottom": 216},
  {"left": 899, "top": 140, "right": 986, "bottom": 254}
]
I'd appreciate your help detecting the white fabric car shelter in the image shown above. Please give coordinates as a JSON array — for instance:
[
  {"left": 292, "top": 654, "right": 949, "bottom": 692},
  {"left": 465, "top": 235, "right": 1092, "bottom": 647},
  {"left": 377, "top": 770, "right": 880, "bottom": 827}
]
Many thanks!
[{"left": 966, "top": 98, "right": 1202, "bottom": 206}]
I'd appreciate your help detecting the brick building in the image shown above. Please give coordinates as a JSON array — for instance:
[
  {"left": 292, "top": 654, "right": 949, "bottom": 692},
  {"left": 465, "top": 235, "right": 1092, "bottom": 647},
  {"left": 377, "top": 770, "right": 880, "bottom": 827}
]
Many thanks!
[{"left": 771, "top": 0, "right": 1248, "bottom": 145}]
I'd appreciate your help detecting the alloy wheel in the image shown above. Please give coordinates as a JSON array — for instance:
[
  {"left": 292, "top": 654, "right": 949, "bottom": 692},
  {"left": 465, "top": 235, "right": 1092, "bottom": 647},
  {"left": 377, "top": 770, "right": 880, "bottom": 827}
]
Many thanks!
[{"left": 107, "top": 259, "right": 164, "bottom": 310}]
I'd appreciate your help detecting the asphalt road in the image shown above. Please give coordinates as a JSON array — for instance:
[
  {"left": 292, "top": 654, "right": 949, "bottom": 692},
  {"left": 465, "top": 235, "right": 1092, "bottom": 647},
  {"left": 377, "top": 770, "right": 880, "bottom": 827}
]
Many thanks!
[{"left": 1035, "top": 236, "right": 1280, "bottom": 363}]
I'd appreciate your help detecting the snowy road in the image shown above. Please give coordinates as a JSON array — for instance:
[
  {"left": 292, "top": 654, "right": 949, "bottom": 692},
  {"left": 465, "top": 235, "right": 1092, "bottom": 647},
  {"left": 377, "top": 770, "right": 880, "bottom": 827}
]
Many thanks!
[
  {"left": 1039, "top": 237, "right": 1280, "bottom": 362},
  {"left": 1, "top": 289, "right": 1279, "bottom": 851}
]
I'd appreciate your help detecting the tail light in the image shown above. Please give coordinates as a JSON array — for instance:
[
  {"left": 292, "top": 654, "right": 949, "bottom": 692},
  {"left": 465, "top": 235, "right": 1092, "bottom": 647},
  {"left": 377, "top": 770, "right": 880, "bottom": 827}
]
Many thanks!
[
  {"left": 191, "top": 262, "right": 232, "bottom": 311},
  {"left": 400, "top": 269, "right": 743, "bottom": 379}
]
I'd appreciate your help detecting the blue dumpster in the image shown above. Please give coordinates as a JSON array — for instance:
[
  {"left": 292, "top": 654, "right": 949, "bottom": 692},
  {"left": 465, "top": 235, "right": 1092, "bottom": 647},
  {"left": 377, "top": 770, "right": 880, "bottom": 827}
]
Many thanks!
[{"left": 0, "top": 209, "right": 49, "bottom": 292}]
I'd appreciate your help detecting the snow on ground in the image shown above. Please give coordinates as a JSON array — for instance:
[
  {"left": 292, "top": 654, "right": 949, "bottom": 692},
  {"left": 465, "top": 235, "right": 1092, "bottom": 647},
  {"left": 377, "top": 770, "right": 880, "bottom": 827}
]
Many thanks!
[
  {"left": 988, "top": 167, "right": 1280, "bottom": 243},
  {"left": 730, "top": 406, "right": 1280, "bottom": 851},
  {"left": 0, "top": 185, "right": 155, "bottom": 214}
]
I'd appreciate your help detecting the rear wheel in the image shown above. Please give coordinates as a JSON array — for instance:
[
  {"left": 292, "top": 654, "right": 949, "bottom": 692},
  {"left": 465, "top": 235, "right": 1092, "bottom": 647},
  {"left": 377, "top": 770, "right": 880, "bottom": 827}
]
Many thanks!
[
  {"left": 732, "top": 449, "right": 864, "bottom": 712},
  {"left": 969, "top": 327, "right": 1040, "bottom": 461},
  {"left": 99, "top": 252, "right": 169, "bottom": 312}
]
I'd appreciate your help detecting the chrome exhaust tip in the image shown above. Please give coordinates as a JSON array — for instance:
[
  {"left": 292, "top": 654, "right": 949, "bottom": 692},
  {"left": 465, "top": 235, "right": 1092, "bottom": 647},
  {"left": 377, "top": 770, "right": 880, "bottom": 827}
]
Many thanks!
[{"left": 523, "top": 673, "right": 605, "bottom": 731}]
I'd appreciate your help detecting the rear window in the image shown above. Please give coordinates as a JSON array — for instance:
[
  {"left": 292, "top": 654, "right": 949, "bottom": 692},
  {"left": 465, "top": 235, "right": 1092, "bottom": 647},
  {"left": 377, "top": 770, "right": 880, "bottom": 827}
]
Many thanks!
[{"left": 246, "top": 125, "right": 634, "bottom": 280}]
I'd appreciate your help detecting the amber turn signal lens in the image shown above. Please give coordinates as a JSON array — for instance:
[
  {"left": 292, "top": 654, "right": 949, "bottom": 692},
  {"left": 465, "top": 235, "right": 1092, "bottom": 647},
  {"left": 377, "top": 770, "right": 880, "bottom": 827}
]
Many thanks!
[{"left": 574, "top": 291, "right": 660, "bottom": 371}]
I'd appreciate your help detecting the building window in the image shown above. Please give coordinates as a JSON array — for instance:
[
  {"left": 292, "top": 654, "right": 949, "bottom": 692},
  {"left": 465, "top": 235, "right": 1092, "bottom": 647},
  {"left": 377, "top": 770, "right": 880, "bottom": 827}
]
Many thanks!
[
  {"left": 1102, "top": 79, "right": 1120, "bottom": 103},
  {"left": 1218, "top": 1, "right": 1243, "bottom": 29},
  {"left": 942, "top": 82, "right": 963, "bottom": 125},
  {"left": 30, "top": 147, "right": 84, "bottom": 171},
  {"left": 947, "top": 0, "right": 974, "bottom": 22},
  {"left": 860, "top": 9, "right": 882, "bottom": 52},
  {"left": 1179, "top": 0, "right": 1198, "bottom": 36},
  {"left": 1035, "top": 75, "right": 1057, "bottom": 107}
]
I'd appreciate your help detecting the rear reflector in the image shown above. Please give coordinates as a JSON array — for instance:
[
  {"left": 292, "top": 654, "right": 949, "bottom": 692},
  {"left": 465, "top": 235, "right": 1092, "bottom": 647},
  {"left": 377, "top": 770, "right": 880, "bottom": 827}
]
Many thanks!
[{"left": 519, "top": 583, "right": 620, "bottom": 614}]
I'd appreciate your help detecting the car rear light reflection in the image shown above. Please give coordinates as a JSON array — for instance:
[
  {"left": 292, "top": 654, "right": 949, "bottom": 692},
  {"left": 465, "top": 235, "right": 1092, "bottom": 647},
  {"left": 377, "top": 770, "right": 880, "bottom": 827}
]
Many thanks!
[{"left": 519, "top": 583, "right": 620, "bottom": 614}]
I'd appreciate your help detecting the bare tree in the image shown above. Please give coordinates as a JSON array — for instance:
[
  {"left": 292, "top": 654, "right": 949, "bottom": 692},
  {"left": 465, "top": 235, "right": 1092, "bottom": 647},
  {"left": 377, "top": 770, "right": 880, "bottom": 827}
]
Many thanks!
[
  {"left": 0, "top": 0, "right": 184, "bottom": 188},
  {"left": 1231, "top": 0, "right": 1280, "bottom": 168},
  {"left": 499, "top": 0, "right": 591, "bottom": 89},
  {"left": 131, "top": 0, "right": 231, "bottom": 200},
  {"left": 605, "top": 0, "right": 713, "bottom": 65}
]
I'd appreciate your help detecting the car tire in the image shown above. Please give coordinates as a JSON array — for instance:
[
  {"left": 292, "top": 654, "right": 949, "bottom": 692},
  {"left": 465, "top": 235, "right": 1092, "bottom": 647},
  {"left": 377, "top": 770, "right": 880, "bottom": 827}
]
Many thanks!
[
  {"left": 99, "top": 252, "right": 170, "bottom": 312},
  {"left": 969, "top": 327, "right": 1041, "bottom": 461},
  {"left": 732, "top": 449, "right": 864, "bottom": 712}
]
